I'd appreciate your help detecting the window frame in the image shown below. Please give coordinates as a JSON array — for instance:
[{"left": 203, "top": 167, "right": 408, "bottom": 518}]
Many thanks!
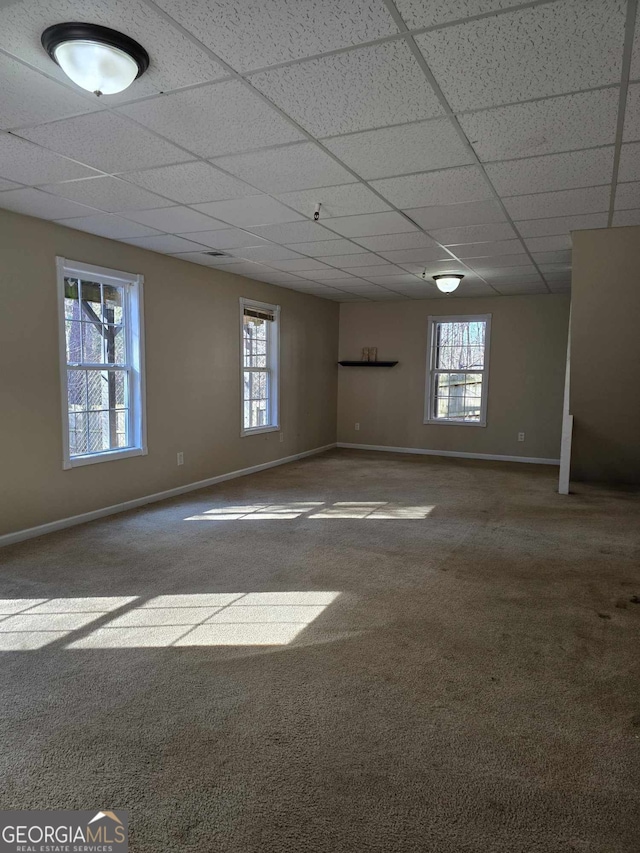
[
  {"left": 56, "top": 257, "right": 147, "bottom": 469},
  {"left": 424, "top": 313, "right": 491, "bottom": 428},
  {"left": 239, "top": 297, "right": 280, "bottom": 438}
]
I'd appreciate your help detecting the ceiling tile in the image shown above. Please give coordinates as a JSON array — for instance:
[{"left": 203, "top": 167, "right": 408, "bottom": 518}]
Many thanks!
[
  {"left": 299, "top": 269, "right": 359, "bottom": 280},
  {"left": 378, "top": 247, "right": 453, "bottom": 264},
  {"left": 277, "top": 183, "right": 391, "bottom": 217},
  {"left": 611, "top": 208, "right": 640, "bottom": 226},
  {"left": 323, "top": 211, "right": 418, "bottom": 238},
  {"left": 459, "top": 89, "right": 620, "bottom": 162},
  {"left": 0, "top": 133, "right": 99, "bottom": 185},
  {"left": 181, "top": 229, "right": 268, "bottom": 250},
  {"left": 170, "top": 252, "right": 242, "bottom": 267},
  {"left": 191, "top": 196, "right": 305, "bottom": 227},
  {"left": 503, "top": 186, "right": 611, "bottom": 220},
  {"left": 548, "top": 281, "right": 571, "bottom": 293},
  {"left": 211, "top": 143, "right": 355, "bottom": 194},
  {"left": 18, "top": 112, "right": 190, "bottom": 173},
  {"left": 123, "top": 206, "right": 227, "bottom": 233},
  {"left": 54, "top": 214, "right": 162, "bottom": 240},
  {"left": 0, "top": 187, "right": 99, "bottom": 219},
  {"left": 228, "top": 245, "right": 304, "bottom": 262},
  {"left": 265, "top": 258, "right": 333, "bottom": 272},
  {"left": 618, "top": 142, "right": 640, "bottom": 183},
  {"left": 0, "top": 178, "right": 21, "bottom": 191},
  {"left": 0, "top": 52, "right": 98, "bottom": 130},
  {"left": 416, "top": 1, "right": 625, "bottom": 112},
  {"left": 538, "top": 263, "right": 572, "bottom": 273},
  {"left": 493, "top": 281, "right": 548, "bottom": 295},
  {"left": 632, "top": 13, "right": 640, "bottom": 79},
  {"left": 524, "top": 235, "right": 573, "bottom": 253},
  {"left": 354, "top": 232, "right": 437, "bottom": 252},
  {"left": 486, "top": 147, "right": 615, "bottom": 197},
  {"left": 285, "top": 239, "right": 366, "bottom": 257},
  {"left": 345, "top": 264, "right": 408, "bottom": 278},
  {"left": 405, "top": 199, "right": 506, "bottom": 230},
  {"left": 245, "top": 221, "right": 339, "bottom": 243},
  {"left": 454, "top": 239, "right": 524, "bottom": 258},
  {"left": 395, "top": 0, "right": 525, "bottom": 28},
  {"left": 430, "top": 222, "right": 516, "bottom": 245},
  {"left": 204, "top": 260, "right": 270, "bottom": 278},
  {"left": 153, "top": 0, "right": 397, "bottom": 72},
  {"left": 514, "top": 213, "right": 608, "bottom": 237},
  {"left": 125, "top": 234, "right": 214, "bottom": 254},
  {"left": 0, "top": 0, "right": 226, "bottom": 97},
  {"left": 466, "top": 253, "right": 533, "bottom": 268},
  {"left": 321, "top": 253, "right": 388, "bottom": 268},
  {"left": 531, "top": 250, "right": 572, "bottom": 265},
  {"left": 43, "top": 176, "right": 170, "bottom": 213},
  {"left": 371, "top": 166, "right": 492, "bottom": 209},
  {"left": 614, "top": 182, "right": 640, "bottom": 210},
  {"left": 323, "top": 118, "right": 474, "bottom": 180},
  {"left": 356, "top": 274, "right": 423, "bottom": 286},
  {"left": 249, "top": 41, "right": 443, "bottom": 137},
  {"left": 623, "top": 83, "right": 640, "bottom": 142},
  {"left": 121, "top": 162, "right": 255, "bottom": 205},
  {"left": 471, "top": 263, "right": 538, "bottom": 277},
  {"left": 120, "top": 81, "right": 304, "bottom": 158},
  {"left": 399, "top": 260, "right": 482, "bottom": 276},
  {"left": 452, "top": 283, "right": 497, "bottom": 297}
]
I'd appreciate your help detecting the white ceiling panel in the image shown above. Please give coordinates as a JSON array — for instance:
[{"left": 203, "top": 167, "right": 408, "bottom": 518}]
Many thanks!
[
  {"left": 180, "top": 229, "right": 268, "bottom": 250},
  {"left": 614, "top": 182, "right": 640, "bottom": 210},
  {"left": 153, "top": 0, "right": 397, "bottom": 72},
  {"left": 323, "top": 118, "right": 474, "bottom": 180},
  {"left": 493, "top": 281, "right": 548, "bottom": 295},
  {"left": 471, "top": 263, "right": 539, "bottom": 277},
  {"left": 43, "top": 176, "right": 170, "bottom": 213},
  {"left": 323, "top": 211, "right": 417, "bottom": 238},
  {"left": 125, "top": 234, "right": 213, "bottom": 254},
  {"left": 452, "top": 283, "right": 500, "bottom": 297},
  {"left": 299, "top": 268, "right": 359, "bottom": 280},
  {"left": 405, "top": 199, "right": 506, "bottom": 230},
  {"left": 618, "top": 143, "right": 640, "bottom": 183},
  {"left": 485, "top": 147, "right": 615, "bottom": 197},
  {"left": 0, "top": 133, "right": 99, "bottom": 185},
  {"left": 465, "top": 253, "right": 534, "bottom": 268},
  {"left": 285, "top": 239, "right": 368, "bottom": 256},
  {"left": 623, "top": 83, "right": 640, "bottom": 142},
  {"left": 454, "top": 239, "right": 524, "bottom": 258},
  {"left": 345, "top": 264, "right": 408, "bottom": 278},
  {"left": 611, "top": 208, "right": 640, "bottom": 226},
  {"left": 212, "top": 260, "right": 274, "bottom": 277},
  {"left": 395, "top": 0, "right": 524, "bottom": 28},
  {"left": 249, "top": 41, "right": 443, "bottom": 137},
  {"left": 120, "top": 81, "right": 304, "bottom": 159},
  {"left": 514, "top": 213, "right": 609, "bottom": 237},
  {"left": 321, "top": 253, "right": 388, "bottom": 268},
  {"left": 121, "top": 162, "right": 255, "bottom": 205},
  {"left": 355, "top": 274, "right": 424, "bottom": 286},
  {"left": 245, "top": 221, "right": 338, "bottom": 243},
  {"left": 524, "top": 235, "right": 573, "bottom": 253},
  {"left": 122, "top": 206, "right": 227, "bottom": 233},
  {"left": 460, "top": 89, "right": 620, "bottom": 163},
  {"left": 0, "top": 187, "right": 99, "bottom": 219},
  {"left": 531, "top": 251, "right": 572, "bottom": 265},
  {"left": 277, "top": 184, "right": 391, "bottom": 217},
  {"left": 378, "top": 247, "right": 453, "bottom": 264},
  {"left": 371, "top": 166, "right": 492, "bottom": 209},
  {"left": 0, "top": 52, "right": 98, "bottom": 130},
  {"left": 265, "top": 258, "right": 333, "bottom": 272},
  {"left": 416, "top": 1, "right": 626, "bottom": 112},
  {"left": 538, "top": 263, "right": 572, "bottom": 273},
  {"left": 170, "top": 252, "right": 242, "bottom": 267},
  {"left": 212, "top": 143, "right": 356, "bottom": 194},
  {"left": 503, "top": 186, "right": 611, "bottom": 220},
  {"left": 354, "top": 232, "right": 437, "bottom": 252},
  {"left": 191, "top": 196, "right": 305, "bottom": 227},
  {"left": 0, "top": 178, "right": 21, "bottom": 191},
  {"left": 228, "top": 245, "right": 305, "bottom": 262},
  {"left": 18, "top": 112, "right": 190, "bottom": 173},
  {"left": 430, "top": 222, "right": 516, "bottom": 245},
  {"left": 55, "top": 214, "right": 162, "bottom": 240}
]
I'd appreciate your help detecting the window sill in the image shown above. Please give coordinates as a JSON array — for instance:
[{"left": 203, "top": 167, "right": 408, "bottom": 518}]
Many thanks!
[
  {"left": 241, "top": 425, "right": 280, "bottom": 438},
  {"left": 64, "top": 446, "right": 147, "bottom": 470},
  {"left": 424, "top": 419, "right": 486, "bottom": 427}
]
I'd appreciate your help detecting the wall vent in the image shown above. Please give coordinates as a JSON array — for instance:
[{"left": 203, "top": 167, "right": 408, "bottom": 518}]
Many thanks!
[{"left": 204, "top": 250, "right": 228, "bottom": 257}]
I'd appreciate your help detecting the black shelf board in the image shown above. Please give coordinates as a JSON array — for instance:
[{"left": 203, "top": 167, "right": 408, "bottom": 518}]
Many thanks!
[{"left": 338, "top": 361, "right": 398, "bottom": 367}]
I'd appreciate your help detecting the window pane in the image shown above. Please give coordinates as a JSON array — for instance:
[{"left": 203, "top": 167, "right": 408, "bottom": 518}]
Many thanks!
[
  {"left": 80, "top": 279, "right": 101, "bottom": 307},
  {"left": 67, "top": 370, "right": 87, "bottom": 411},
  {"left": 436, "top": 321, "right": 485, "bottom": 369},
  {"left": 104, "top": 325, "right": 125, "bottom": 364},
  {"left": 434, "top": 373, "right": 483, "bottom": 421},
  {"left": 88, "top": 411, "right": 110, "bottom": 453},
  {"left": 116, "top": 409, "right": 129, "bottom": 447},
  {"left": 103, "top": 284, "right": 124, "bottom": 324},
  {"left": 68, "top": 411, "right": 88, "bottom": 455},
  {"left": 64, "top": 278, "right": 80, "bottom": 320},
  {"left": 65, "top": 320, "right": 82, "bottom": 363},
  {"left": 82, "top": 322, "right": 104, "bottom": 364}
]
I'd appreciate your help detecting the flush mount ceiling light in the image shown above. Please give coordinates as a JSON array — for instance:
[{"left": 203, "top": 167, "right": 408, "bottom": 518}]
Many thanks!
[
  {"left": 432, "top": 274, "right": 464, "bottom": 294},
  {"left": 41, "top": 23, "right": 149, "bottom": 96}
]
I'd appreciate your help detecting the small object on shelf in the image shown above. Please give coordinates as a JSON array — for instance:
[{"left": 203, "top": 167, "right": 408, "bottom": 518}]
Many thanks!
[
  {"left": 361, "top": 347, "right": 370, "bottom": 362},
  {"left": 338, "top": 360, "right": 398, "bottom": 367},
  {"left": 369, "top": 347, "right": 377, "bottom": 361}
]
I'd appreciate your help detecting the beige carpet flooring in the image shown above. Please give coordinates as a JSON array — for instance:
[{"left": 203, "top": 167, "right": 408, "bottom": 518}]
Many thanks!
[{"left": 0, "top": 449, "right": 639, "bottom": 852}]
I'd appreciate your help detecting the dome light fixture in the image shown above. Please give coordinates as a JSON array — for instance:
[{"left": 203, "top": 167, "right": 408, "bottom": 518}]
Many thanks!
[
  {"left": 41, "top": 23, "right": 149, "bottom": 96},
  {"left": 433, "top": 274, "right": 464, "bottom": 294}
]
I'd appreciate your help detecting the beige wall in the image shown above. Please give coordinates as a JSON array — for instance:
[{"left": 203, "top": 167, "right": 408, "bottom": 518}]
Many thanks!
[
  {"left": 0, "top": 209, "right": 338, "bottom": 536},
  {"left": 570, "top": 225, "right": 640, "bottom": 483},
  {"left": 337, "top": 295, "right": 570, "bottom": 461}
]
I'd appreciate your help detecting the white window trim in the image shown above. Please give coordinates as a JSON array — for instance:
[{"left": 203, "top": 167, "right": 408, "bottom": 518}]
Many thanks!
[
  {"left": 239, "top": 297, "right": 280, "bottom": 437},
  {"left": 56, "top": 257, "right": 147, "bottom": 469},
  {"left": 424, "top": 313, "right": 491, "bottom": 428}
]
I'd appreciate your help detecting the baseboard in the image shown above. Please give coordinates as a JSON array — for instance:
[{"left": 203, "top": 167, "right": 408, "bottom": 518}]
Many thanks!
[
  {"left": 337, "top": 442, "right": 560, "bottom": 466},
  {"left": 0, "top": 443, "right": 337, "bottom": 548}
]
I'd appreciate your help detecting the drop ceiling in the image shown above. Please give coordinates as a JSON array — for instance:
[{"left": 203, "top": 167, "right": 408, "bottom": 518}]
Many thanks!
[{"left": 0, "top": 0, "right": 638, "bottom": 301}]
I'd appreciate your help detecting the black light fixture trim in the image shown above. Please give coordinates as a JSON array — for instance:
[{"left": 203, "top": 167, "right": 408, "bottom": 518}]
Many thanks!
[
  {"left": 432, "top": 274, "right": 464, "bottom": 284},
  {"left": 41, "top": 23, "right": 150, "bottom": 79}
]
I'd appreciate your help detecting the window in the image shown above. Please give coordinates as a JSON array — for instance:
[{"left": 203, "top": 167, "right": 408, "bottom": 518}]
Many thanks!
[
  {"left": 425, "top": 314, "right": 491, "bottom": 426},
  {"left": 57, "top": 258, "right": 146, "bottom": 468},
  {"left": 240, "top": 298, "right": 280, "bottom": 436}
]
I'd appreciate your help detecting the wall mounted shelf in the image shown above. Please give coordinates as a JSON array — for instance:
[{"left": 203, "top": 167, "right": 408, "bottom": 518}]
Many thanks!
[{"left": 338, "top": 361, "right": 398, "bottom": 367}]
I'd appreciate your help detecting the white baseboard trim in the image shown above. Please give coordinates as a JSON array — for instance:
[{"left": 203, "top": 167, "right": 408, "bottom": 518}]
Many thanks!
[
  {"left": 0, "top": 443, "right": 337, "bottom": 548},
  {"left": 337, "top": 442, "right": 560, "bottom": 466}
]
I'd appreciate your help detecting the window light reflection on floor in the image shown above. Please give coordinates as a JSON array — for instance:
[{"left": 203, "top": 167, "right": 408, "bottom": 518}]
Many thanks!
[
  {"left": 0, "top": 592, "right": 340, "bottom": 651},
  {"left": 185, "top": 501, "right": 435, "bottom": 521}
]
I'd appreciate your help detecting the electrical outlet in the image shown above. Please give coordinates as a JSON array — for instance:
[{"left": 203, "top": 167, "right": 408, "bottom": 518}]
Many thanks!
[
  {"left": 355, "top": 422, "right": 360, "bottom": 431},
  {"left": 177, "top": 451, "right": 184, "bottom": 465},
  {"left": 517, "top": 432, "right": 525, "bottom": 442},
  {"left": 279, "top": 432, "right": 284, "bottom": 442}
]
